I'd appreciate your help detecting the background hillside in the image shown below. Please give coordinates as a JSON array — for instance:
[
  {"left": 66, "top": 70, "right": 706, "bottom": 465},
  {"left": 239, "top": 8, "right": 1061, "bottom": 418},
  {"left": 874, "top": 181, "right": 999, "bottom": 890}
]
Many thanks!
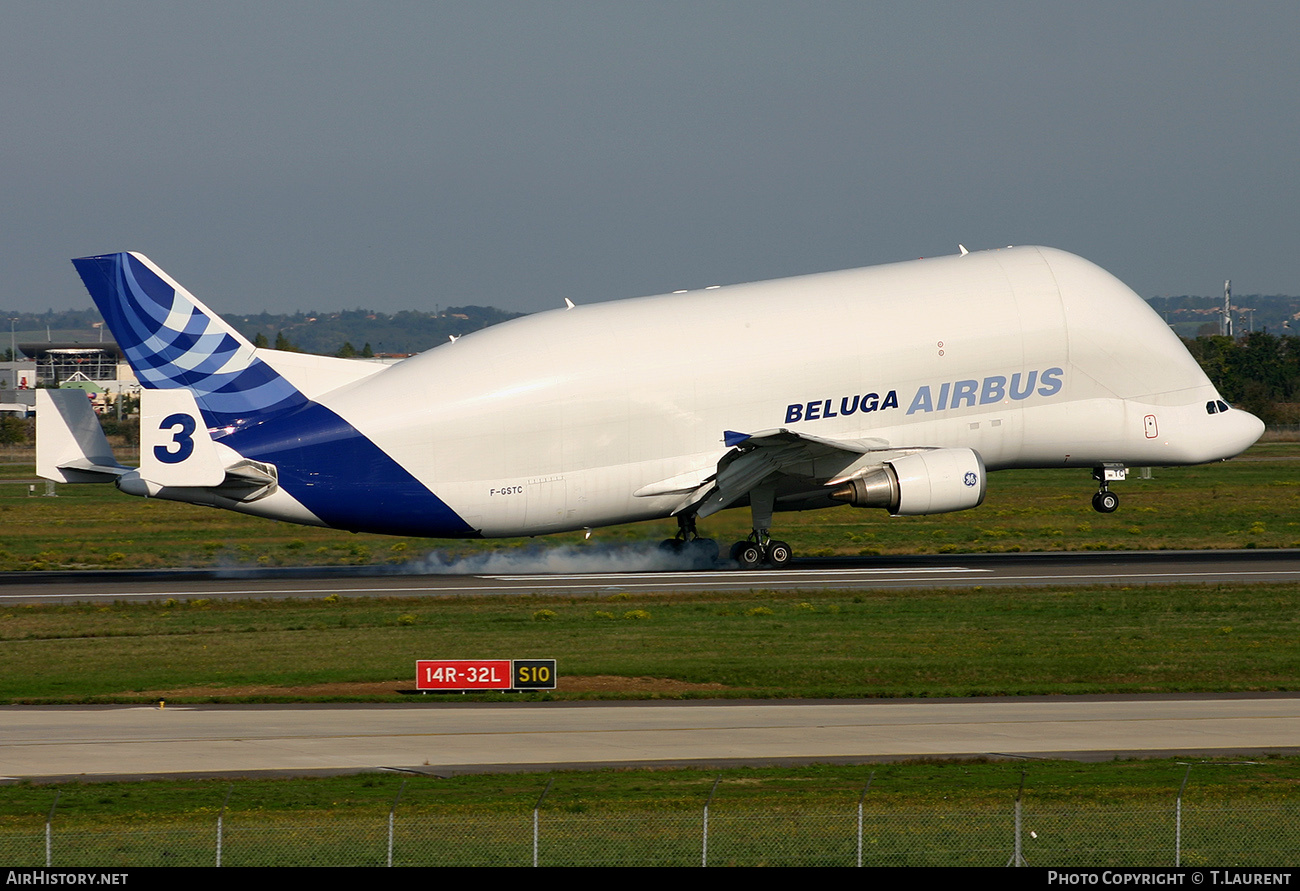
[
  {"left": 3, "top": 302, "right": 1297, "bottom": 424},
  {"left": 0, "top": 306, "right": 522, "bottom": 357}
]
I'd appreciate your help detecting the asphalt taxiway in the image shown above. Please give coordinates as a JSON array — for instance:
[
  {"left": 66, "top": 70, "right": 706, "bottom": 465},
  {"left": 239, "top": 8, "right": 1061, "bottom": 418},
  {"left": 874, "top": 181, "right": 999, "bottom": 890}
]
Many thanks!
[{"left": 4, "top": 695, "right": 1300, "bottom": 782}]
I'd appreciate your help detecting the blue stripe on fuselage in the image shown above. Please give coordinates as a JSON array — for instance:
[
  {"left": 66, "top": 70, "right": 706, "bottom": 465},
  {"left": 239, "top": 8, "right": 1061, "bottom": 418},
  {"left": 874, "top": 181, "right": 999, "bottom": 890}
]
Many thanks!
[{"left": 219, "top": 401, "right": 478, "bottom": 539}]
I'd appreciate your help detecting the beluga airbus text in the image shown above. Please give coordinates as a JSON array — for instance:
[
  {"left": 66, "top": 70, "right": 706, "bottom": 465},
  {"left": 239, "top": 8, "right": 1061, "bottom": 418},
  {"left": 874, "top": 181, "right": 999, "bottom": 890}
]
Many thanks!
[{"left": 39, "top": 246, "right": 1264, "bottom": 569}]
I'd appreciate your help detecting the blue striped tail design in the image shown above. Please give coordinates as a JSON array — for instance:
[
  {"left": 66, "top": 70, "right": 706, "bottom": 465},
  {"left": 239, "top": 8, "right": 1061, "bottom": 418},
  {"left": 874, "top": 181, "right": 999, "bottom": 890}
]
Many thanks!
[{"left": 72, "top": 252, "right": 308, "bottom": 429}]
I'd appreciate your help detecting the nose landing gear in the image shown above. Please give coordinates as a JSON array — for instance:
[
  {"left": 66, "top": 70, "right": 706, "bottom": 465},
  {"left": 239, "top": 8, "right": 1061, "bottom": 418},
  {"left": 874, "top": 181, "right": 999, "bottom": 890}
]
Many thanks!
[
  {"left": 1091, "top": 489, "right": 1119, "bottom": 513},
  {"left": 1091, "top": 464, "right": 1126, "bottom": 513}
]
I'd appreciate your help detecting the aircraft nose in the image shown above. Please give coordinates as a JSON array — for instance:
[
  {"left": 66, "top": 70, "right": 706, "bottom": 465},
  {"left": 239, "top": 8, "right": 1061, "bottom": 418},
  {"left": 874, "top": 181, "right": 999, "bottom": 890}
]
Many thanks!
[{"left": 1226, "top": 408, "right": 1266, "bottom": 456}]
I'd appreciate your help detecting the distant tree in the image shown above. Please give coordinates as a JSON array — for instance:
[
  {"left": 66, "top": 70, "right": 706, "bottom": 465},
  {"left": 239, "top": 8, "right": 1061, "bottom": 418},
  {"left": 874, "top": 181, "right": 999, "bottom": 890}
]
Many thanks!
[
  {"left": 99, "top": 415, "right": 139, "bottom": 446},
  {"left": 1183, "top": 332, "right": 1300, "bottom": 425},
  {"left": 337, "top": 341, "right": 357, "bottom": 358},
  {"left": 253, "top": 332, "right": 269, "bottom": 348},
  {"left": 219, "top": 304, "right": 525, "bottom": 355},
  {"left": 0, "top": 416, "right": 28, "bottom": 446},
  {"left": 361, "top": 342, "right": 374, "bottom": 358},
  {"left": 273, "top": 331, "right": 298, "bottom": 352}
]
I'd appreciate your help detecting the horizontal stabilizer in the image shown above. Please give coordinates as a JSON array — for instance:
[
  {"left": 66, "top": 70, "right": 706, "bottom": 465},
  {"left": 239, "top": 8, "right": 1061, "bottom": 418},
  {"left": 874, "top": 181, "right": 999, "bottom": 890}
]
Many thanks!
[
  {"left": 140, "top": 389, "right": 226, "bottom": 487},
  {"left": 116, "top": 389, "right": 280, "bottom": 501},
  {"left": 36, "top": 390, "right": 127, "bottom": 483}
]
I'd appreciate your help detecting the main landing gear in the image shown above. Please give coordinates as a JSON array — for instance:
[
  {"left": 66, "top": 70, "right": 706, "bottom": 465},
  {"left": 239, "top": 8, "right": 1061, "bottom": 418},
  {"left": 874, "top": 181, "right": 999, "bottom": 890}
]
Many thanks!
[
  {"left": 659, "top": 515, "right": 720, "bottom": 564},
  {"left": 663, "top": 514, "right": 793, "bottom": 570},
  {"left": 666, "top": 480, "right": 799, "bottom": 570},
  {"left": 1091, "top": 463, "right": 1125, "bottom": 513},
  {"left": 729, "top": 532, "right": 793, "bottom": 570},
  {"left": 727, "top": 480, "right": 793, "bottom": 569}
]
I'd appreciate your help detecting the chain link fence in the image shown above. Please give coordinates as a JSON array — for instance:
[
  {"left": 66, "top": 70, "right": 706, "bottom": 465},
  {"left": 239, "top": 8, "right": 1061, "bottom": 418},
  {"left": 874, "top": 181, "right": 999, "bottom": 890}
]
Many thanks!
[{"left": 3, "top": 797, "right": 1298, "bottom": 866}]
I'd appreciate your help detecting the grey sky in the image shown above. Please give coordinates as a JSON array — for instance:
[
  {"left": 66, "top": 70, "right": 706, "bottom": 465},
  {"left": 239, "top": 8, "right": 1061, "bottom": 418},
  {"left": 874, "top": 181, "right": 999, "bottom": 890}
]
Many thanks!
[{"left": 2, "top": 2, "right": 1297, "bottom": 314}]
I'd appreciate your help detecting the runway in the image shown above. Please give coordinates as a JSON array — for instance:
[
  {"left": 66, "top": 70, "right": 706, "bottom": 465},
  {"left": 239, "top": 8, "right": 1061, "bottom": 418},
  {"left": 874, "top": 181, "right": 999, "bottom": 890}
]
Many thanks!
[
  {"left": 0, "top": 548, "right": 1297, "bottom": 604},
  {"left": 3, "top": 550, "right": 1298, "bottom": 783},
  {"left": 4, "top": 695, "right": 1300, "bottom": 782}
]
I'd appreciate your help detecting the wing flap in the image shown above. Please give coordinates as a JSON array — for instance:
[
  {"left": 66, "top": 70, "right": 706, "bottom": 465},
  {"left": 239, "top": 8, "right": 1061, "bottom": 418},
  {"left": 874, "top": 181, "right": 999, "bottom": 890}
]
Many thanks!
[{"left": 671, "top": 428, "right": 940, "bottom": 518}]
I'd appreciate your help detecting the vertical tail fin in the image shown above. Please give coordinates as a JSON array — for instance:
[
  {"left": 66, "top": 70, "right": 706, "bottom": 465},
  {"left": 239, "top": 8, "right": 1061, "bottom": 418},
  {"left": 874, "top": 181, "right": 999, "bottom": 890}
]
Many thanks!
[{"left": 71, "top": 252, "right": 308, "bottom": 429}]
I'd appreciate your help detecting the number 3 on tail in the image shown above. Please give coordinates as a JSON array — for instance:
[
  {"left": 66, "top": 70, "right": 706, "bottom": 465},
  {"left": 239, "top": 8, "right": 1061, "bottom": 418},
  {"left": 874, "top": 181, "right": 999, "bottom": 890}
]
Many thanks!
[{"left": 154, "top": 413, "right": 197, "bottom": 464}]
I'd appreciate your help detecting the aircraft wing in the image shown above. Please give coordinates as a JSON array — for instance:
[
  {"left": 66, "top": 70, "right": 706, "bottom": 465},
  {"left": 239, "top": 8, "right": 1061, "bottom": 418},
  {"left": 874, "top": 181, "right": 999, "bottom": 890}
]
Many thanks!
[{"left": 670, "top": 428, "right": 924, "bottom": 519}]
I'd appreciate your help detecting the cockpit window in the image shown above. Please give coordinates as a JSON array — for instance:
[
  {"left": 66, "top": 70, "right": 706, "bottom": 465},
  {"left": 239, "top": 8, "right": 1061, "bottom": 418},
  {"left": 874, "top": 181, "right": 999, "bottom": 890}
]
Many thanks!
[
  {"left": 1217, "top": 400, "right": 1230, "bottom": 413},
  {"left": 1206, "top": 401, "right": 1218, "bottom": 414}
]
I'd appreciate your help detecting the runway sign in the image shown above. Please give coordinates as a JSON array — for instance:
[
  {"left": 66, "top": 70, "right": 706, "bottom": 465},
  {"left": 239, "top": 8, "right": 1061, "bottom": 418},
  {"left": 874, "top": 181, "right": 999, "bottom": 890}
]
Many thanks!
[{"left": 416, "top": 659, "right": 557, "bottom": 691}]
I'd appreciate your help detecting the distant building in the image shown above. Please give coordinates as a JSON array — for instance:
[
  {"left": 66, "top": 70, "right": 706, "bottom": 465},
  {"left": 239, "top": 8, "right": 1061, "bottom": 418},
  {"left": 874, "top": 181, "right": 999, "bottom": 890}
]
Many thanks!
[
  {"left": 19, "top": 341, "right": 133, "bottom": 387},
  {"left": 14, "top": 342, "right": 139, "bottom": 415},
  {"left": 0, "top": 360, "right": 37, "bottom": 391},
  {"left": 0, "top": 389, "right": 35, "bottom": 417}
]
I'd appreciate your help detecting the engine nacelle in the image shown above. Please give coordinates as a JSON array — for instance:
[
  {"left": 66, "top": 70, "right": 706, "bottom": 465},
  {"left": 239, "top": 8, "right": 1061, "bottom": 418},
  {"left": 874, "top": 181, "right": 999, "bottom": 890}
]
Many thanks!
[{"left": 828, "top": 448, "right": 986, "bottom": 516}]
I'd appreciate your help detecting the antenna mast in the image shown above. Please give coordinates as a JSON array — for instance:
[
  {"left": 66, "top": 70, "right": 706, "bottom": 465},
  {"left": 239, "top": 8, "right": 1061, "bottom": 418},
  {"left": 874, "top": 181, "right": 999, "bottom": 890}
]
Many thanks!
[{"left": 1222, "top": 279, "right": 1232, "bottom": 337}]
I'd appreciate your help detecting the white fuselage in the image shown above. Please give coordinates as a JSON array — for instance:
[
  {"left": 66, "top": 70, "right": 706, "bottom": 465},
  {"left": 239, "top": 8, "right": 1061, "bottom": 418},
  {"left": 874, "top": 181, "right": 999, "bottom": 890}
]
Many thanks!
[{"left": 255, "top": 245, "right": 1260, "bottom": 537}]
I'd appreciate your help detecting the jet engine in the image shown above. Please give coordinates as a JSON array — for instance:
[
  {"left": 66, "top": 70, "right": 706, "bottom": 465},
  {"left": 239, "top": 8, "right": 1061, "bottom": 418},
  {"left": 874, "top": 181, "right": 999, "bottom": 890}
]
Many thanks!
[{"left": 828, "top": 448, "right": 986, "bottom": 516}]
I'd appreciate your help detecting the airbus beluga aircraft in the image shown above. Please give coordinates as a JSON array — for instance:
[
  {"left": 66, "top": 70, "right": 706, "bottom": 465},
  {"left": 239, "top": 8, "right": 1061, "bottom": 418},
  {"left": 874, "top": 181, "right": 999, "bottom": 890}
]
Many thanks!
[{"left": 39, "top": 246, "right": 1263, "bottom": 569}]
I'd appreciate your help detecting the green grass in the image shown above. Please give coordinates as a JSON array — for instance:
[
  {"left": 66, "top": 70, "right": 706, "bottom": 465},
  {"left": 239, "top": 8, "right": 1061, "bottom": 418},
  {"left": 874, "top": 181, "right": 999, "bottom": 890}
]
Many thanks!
[
  {"left": 0, "top": 443, "right": 1295, "bottom": 571},
  {"left": 4, "top": 758, "right": 1298, "bottom": 822},
  {"left": 4, "top": 759, "right": 1299, "bottom": 867},
  {"left": 2, "top": 583, "right": 1298, "bottom": 703}
]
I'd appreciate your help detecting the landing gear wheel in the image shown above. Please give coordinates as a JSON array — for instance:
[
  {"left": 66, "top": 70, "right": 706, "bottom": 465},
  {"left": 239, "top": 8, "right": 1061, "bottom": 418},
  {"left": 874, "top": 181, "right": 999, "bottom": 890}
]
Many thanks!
[
  {"left": 765, "top": 540, "right": 793, "bottom": 568},
  {"left": 1092, "top": 491, "right": 1119, "bottom": 513},
  {"left": 686, "top": 538, "right": 720, "bottom": 564},
  {"left": 731, "top": 541, "right": 764, "bottom": 569}
]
